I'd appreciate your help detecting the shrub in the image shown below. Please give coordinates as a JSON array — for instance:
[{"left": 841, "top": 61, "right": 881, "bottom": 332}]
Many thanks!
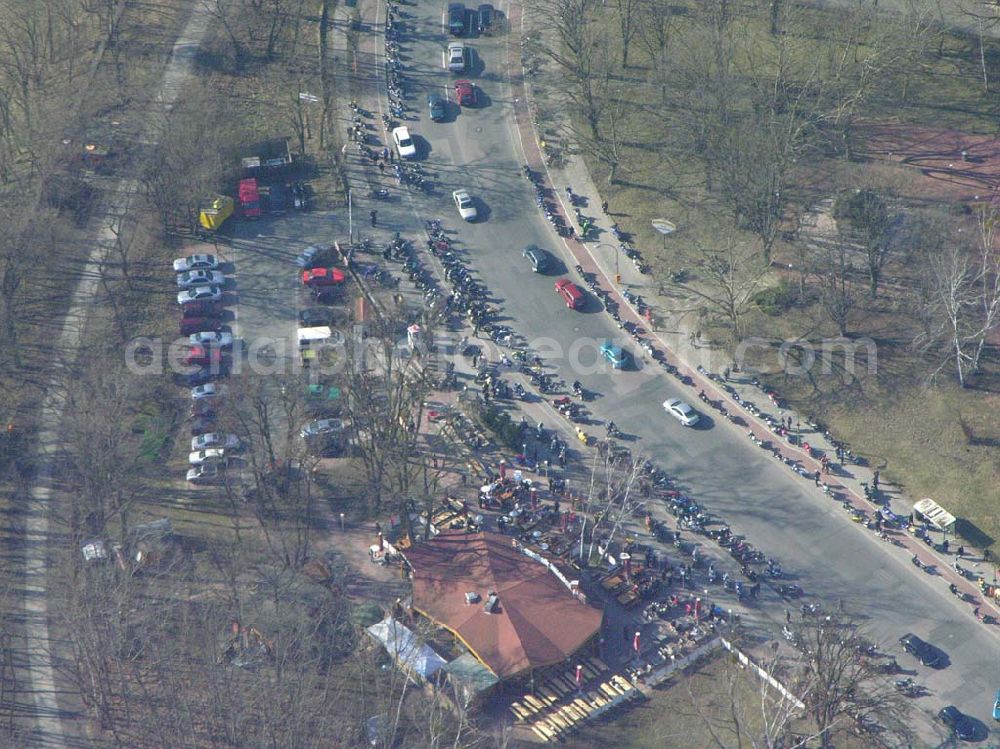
[{"left": 753, "top": 278, "right": 798, "bottom": 315}]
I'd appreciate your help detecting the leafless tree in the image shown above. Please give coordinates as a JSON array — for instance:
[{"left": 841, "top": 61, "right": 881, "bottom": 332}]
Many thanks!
[
  {"left": 614, "top": 0, "right": 640, "bottom": 67},
  {"left": 915, "top": 209, "right": 1000, "bottom": 387},
  {"left": 809, "top": 233, "right": 858, "bottom": 337},
  {"left": 668, "top": 237, "right": 769, "bottom": 340},
  {"left": 789, "top": 613, "right": 912, "bottom": 748}
]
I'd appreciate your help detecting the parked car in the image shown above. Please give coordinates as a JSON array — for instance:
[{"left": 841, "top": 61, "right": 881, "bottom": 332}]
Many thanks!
[
  {"left": 600, "top": 340, "right": 626, "bottom": 369},
  {"left": 291, "top": 181, "right": 308, "bottom": 210},
  {"left": 302, "top": 267, "right": 346, "bottom": 286},
  {"left": 191, "top": 432, "right": 241, "bottom": 451},
  {"left": 181, "top": 300, "right": 224, "bottom": 317},
  {"left": 898, "top": 633, "right": 943, "bottom": 667},
  {"left": 299, "top": 308, "right": 335, "bottom": 326},
  {"left": 428, "top": 92, "right": 446, "bottom": 121},
  {"left": 238, "top": 177, "right": 263, "bottom": 219},
  {"left": 188, "top": 448, "right": 228, "bottom": 466},
  {"left": 477, "top": 3, "right": 494, "bottom": 34},
  {"left": 453, "top": 189, "right": 477, "bottom": 221},
  {"left": 454, "top": 80, "right": 476, "bottom": 106},
  {"left": 663, "top": 397, "right": 699, "bottom": 426},
  {"left": 311, "top": 287, "right": 341, "bottom": 305},
  {"left": 182, "top": 346, "right": 223, "bottom": 367},
  {"left": 189, "top": 331, "right": 233, "bottom": 348},
  {"left": 295, "top": 244, "right": 334, "bottom": 269},
  {"left": 178, "top": 286, "right": 223, "bottom": 305},
  {"left": 190, "top": 417, "right": 215, "bottom": 437},
  {"left": 180, "top": 317, "right": 221, "bottom": 336},
  {"left": 993, "top": 689, "right": 1000, "bottom": 721},
  {"left": 183, "top": 367, "right": 224, "bottom": 387},
  {"left": 522, "top": 245, "right": 550, "bottom": 273},
  {"left": 269, "top": 183, "right": 288, "bottom": 214},
  {"left": 173, "top": 254, "right": 218, "bottom": 273},
  {"left": 448, "top": 2, "right": 466, "bottom": 35},
  {"left": 177, "top": 269, "right": 224, "bottom": 288},
  {"left": 554, "top": 278, "right": 583, "bottom": 309},
  {"left": 186, "top": 463, "right": 220, "bottom": 484},
  {"left": 392, "top": 126, "right": 417, "bottom": 159},
  {"left": 447, "top": 42, "right": 466, "bottom": 72},
  {"left": 301, "top": 418, "right": 345, "bottom": 439},
  {"left": 190, "top": 383, "right": 224, "bottom": 401},
  {"left": 938, "top": 706, "right": 976, "bottom": 740}
]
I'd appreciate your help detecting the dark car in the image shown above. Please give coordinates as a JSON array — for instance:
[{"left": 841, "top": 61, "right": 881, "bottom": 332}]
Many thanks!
[
  {"left": 190, "top": 416, "right": 215, "bottom": 436},
  {"left": 938, "top": 706, "right": 976, "bottom": 740},
  {"left": 291, "top": 181, "right": 308, "bottom": 210},
  {"left": 180, "top": 299, "right": 224, "bottom": 318},
  {"left": 428, "top": 92, "right": 446, "bottom": 121},
  {"left": 311, "top": 286, "right": 341, "bottom": 305},
  {"left": 522, "top": 245, "right": 550, "bottom": 273},
  {"left": 179, "top": 317, "right": 222, "bottom": 336},
  {"left": 269, "top": 183, "right": 288, "bottom": 214},
  {"left": 299, "top": 308, "right": 335, "bottom": 326},
  {"left": 477, "top": 3, "right": 494, "bottom": 34},
  {"left": 898, "top": 633, "right": 942, "bottom": 668},
  {"left": 448, "top": 2, "right": 466, "bottom": 35}
]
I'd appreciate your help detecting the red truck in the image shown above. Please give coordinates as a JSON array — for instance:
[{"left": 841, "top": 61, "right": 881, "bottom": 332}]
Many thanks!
[{"left": 238, "top": 178, "right": 263, "bottom": 219}]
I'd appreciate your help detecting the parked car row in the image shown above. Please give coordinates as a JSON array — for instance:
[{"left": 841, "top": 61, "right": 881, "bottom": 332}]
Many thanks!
[{"left": 172, "top": 252, "right": 238, "bottom": 483}]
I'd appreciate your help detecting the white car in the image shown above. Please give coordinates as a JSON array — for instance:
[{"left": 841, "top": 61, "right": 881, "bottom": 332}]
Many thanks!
[
  {"left": 189, "top": 331, "right": 233, "bottom": 348},
  {"left": 447, "top": 42, "right": 466, "bottom": 72},
  {"left": 190, "top": 383, "right": 225, "bottom": 400},
  {"left": 663, "top": 398, "right": 700, "bottom": 427},
  {"left": 177, "top": 286, "right": 223, "bottom": 305},
  {"left": 190, "top": 432, "right": 241, "bottom": 451},
  {"left": 188, "top": 448, "right": 228, "bottom": 466},
  {"left": 173, "top": 254, "right": 218, "bottom": 273},
  {"left": 186, "top": 463, "right": 220, "bottom": 484},
  {"left": 392, "top": 126, "right": 417, "bottom": 159},
  {"left": 453, "top": 189, "right": 477, "bottom": 221},
  {"left": 177, "top": 269, "right": 225, "bottom": 288}
]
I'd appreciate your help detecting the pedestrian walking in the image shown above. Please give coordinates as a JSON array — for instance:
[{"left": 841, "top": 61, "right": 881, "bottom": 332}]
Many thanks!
[
  {"left": 872, "top": 470, "right": 880, "bottom": 489},
  {"left": 382, "top": 147, "right": 390, "bottom": 161},
  {"left": 378, "top": 161, "right": 385, "bottom": 173},
  {"left": 370, "top": 209, "right": 377, "bottom": 227},
  {"left": 785, "top": 608, "right": 791, "bottom": 623},
  {"left": 814, "top": 470, "right": 821, "bottom": 486},
  {"left": 601, "top": 200, "right": 609, "bottom": 214}
]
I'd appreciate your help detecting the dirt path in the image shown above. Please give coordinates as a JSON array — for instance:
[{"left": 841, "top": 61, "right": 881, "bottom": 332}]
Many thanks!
[{"left": 22, "top": 4, "right": 212, "bottom": 745}]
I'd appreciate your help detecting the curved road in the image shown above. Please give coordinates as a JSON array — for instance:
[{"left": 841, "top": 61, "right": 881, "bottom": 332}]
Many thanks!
[{"left": 364, "top": 0, "right": 999, "bottom": 738}]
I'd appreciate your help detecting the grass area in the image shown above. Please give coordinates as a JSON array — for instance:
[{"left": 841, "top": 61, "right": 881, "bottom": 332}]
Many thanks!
[
  {"left": 510, "top": 653, "right": 874, "bottom": 749},
  {"left": 537, "top": 1, "right": 1000, "bottom": 552}
]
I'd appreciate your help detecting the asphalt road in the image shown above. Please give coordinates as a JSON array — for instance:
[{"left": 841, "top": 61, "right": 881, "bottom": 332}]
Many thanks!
[{"left": 361, "top": 0, "right": 1000, "bottom": 739}]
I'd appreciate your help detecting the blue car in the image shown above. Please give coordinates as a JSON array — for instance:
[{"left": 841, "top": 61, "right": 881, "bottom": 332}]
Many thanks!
[
  {"left": 428, "top": 92, "right": 446, "bottom": 122},
  {"left": 600, "top": 340, "right": 626, "bottom": 369},
  {"left": 993, "top": 689, "right": 1000, "bottom": 721}
]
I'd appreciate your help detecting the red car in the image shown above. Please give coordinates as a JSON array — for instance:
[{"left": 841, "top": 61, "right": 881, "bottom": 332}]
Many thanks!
[
  {"left": 454, "top": 80, "right": 476, "bottom": 106},
  {"left": 239, "top": 178, "right": 262, "bottom": 219},
  {"left": 179, "top": 317, "right": 222, "bottom": 335},
  {"left": 302, "top": 267, "right": 347, "bottom": 286},
  {"left": 554, "top": 279, "right": 584, "bottom": 310},
  {"left": 182, "top": 346, "right": 224, "bottom": 367},
  {"left": 181, "top": 300, "right": 224, "bottom": 317}
]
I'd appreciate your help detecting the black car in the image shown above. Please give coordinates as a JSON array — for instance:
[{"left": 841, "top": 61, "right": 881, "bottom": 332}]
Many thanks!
[
  {"left": 448, "top": 2, "right": 466, "bottom": 35},
  {"left": 898, "top": 633, "right": 943, "bottom": 668},
  {"left": 291, "top": 181, "right": 308, "bottom": 210},
  {"left": 522, "top": 245, "right": 550, "bottom": 273},
  {"left": 299, "top": 308, "right": 335, "bottom": 327},
  {"left": 477, "top": 3, "right": 494, "bottom": 34},
  {"left": 776, "top": 584, "right": 803, "bottom": 598},
  {"left": 938, "top": 706, "right": 976, "bottom": 740},
  {"left": 268, "top": 183, "right": 288, "bottom": 214}
]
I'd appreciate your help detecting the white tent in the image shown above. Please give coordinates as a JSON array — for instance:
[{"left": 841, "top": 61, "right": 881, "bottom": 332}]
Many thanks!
[{"left": 366, "top": 617, "right": 446, "bottom": 681}]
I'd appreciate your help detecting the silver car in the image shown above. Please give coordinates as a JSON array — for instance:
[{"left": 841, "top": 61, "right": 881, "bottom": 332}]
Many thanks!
[
  {"left": 177, "top": 269, "right": 225, "bottom": 288},
  {"left": 663, "top": 398, "right": 700, "bottom": 426}
]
